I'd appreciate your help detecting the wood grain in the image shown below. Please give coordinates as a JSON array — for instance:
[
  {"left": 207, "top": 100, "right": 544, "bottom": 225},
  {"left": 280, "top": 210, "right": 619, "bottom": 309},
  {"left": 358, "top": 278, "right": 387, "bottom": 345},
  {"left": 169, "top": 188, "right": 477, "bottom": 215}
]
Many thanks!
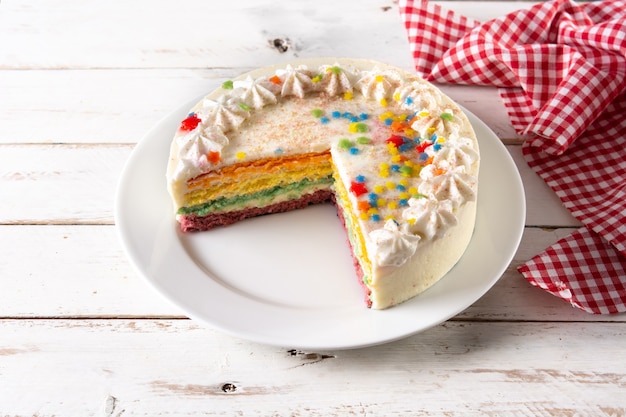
[
  {"left": 0, "top": 319, "right": 624, "bottom": 416},
  {"left": 1, "top": 0, "right": 622, "bottom": 415}
]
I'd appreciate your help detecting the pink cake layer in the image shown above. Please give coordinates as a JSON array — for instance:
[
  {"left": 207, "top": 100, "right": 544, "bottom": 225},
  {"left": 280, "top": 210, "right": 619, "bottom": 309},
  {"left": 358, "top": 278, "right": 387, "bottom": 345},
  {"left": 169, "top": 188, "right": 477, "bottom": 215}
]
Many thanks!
[{"left": 335, "top": 203, "right": 372, "bottom": 308}]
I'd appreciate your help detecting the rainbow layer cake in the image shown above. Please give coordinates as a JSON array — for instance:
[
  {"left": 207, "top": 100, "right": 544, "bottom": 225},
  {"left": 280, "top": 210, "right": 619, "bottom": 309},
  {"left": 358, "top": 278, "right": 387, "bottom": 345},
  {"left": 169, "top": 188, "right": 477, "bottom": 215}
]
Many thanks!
[{"left": 166, "top": 58, "right": 480, "bottom": 309}]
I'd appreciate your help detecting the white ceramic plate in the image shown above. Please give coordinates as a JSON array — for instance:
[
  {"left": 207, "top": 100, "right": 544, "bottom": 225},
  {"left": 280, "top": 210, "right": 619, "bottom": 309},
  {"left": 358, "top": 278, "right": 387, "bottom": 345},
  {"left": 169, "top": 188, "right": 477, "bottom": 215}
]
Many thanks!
[{"left": 115, "top": 97, "right": 525, "bottom": 350}]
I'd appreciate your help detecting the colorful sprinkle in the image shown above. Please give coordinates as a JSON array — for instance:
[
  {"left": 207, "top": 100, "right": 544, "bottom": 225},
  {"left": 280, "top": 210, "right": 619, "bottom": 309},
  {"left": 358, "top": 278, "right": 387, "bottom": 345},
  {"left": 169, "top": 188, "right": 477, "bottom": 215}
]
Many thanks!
[
  {"left": 357, "top": 200, "right": 370, "bottom": 210},
  {"left": 379, "top": 111, "right": 394, "bottom": 121},
  {"left": 349, "top": 147, "right": 359, "bottom": 155},
  {"left": 375, "top": 75, "right": 385, "bottom": 83},
  {"left": 235, "top": 151, "right": 246, "bottom": 160},
  {"left": 416, "top": 141, "right": 432, "bottom": 153},
  {"left": 179, "top": 114, "right": 201, "bottom": 131},
  {"left": 207, "top": 151, "right": 221, "bottom": 165},
  {"left": 320, "top": 116, "right": 330, "bottom": 124},
  {"left": 222, "top": 80, "right": 234, "bottom": 90},
  {"left": 330, "top": 66, "right": 342, "bottom": 75},
  {"left": 311, "top": 108, "right": 324, "bottom": 118},
  {"left": 385, "top": 135, "right": 404, "bottom": 148},
  {"left": 355, "top": 175, "right": 366, "bottom": 183},
  {"left": 371, "top": 214, "right": 381, "bottom": 222},
  {"left": 338, "top": 138, "right": 353, "bottom": 150},
  {"left": 343, "top": 91, "right": 354, "bottom": 101},
  {"left": 350, "top": 181, "right": 368, "bottom": 197},
  {"left": 331, "top": 110, "right": 342, "bottom": 118},
  {"left": 269, "top": 75, "right": 282, "bottom": 85},
  {"left": 239, "top": 102, "right": 251, "bottom": 111},
  {"left": 359, "top": 113, "right": 369, "bottom": 120},
  {"left": 379, "top": 98, "right": 388, "bottom": 107},
  {"left": 349, "top": 122, "right": 368, "bottom": 133},
  {"left": 440, "top": 112, "right": 454, "bottom": 121},
  {"left": 312, "top": 74, "right": 323, "bottom": 83},
  {"left": 357, "top": 136, "right": 371, "bottom": 145}
]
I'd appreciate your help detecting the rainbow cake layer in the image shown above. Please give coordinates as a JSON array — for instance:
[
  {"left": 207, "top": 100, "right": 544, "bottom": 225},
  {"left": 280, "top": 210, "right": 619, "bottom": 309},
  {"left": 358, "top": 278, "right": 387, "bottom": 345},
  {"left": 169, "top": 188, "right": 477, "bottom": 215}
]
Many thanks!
[{"left": 167, "top": 58, "right": 480, "bottom": 309}]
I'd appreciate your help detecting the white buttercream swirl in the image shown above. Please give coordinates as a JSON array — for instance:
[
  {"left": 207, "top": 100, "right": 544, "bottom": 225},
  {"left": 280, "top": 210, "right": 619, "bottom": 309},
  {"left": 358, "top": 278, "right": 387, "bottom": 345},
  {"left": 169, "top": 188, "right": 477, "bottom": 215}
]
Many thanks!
[
  {"left": 433, "top": 135, "right": 479, "bottom": 171},
  {"left": 317, "top": 64, "right": 354, "bottom": 96},
  {"left": 275, "top": 65, "right": 314, "bottom": 98},
  {"left": 402, "top": 196, "right": 457, "bottom": 241},
  {"left": 173, "top": 125, "right": 230, "bottom": 180},
  {"left": 394, "top": 81, "right": 442, "bottom": 113},
  {"left": 411, "top": 108, "right": 463, "bottom": 141},
  {"left": 418, "top": 165, "right": 477, "bottom": 209},
  {"left": 356, "top": 68, "right": 403, "bottom": 102},
  {"left": 369, "top": 219, "right": 421, "bottom": 267},
  {"left": 233, "top": 76, "right": 278, "bottom": 109},
  {"left": 200, "top": 95, "right": 249, "bottom": 132}
]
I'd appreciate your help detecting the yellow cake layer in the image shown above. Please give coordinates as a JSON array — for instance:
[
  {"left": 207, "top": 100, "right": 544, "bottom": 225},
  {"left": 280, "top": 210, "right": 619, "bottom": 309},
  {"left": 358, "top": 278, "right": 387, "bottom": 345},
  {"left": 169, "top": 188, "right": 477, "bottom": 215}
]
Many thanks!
[
  {"left": 332, "top": 166, "right": 372, "bottom": 284},
  {"left": 184, "top": 151, "right": 332, "bottom": 206}
]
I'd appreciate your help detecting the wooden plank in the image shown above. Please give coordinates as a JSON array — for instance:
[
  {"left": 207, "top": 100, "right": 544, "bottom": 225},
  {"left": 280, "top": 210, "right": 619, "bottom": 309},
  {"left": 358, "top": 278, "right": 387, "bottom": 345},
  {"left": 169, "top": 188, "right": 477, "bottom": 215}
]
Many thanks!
[
  {"left": 0, "top": 144, "right": 132, "bottom": 224},
  {"left": 0, "top": 69, "right": 232, "bottom": 144},
  {"left": 0, "top": 0, "right": 413, "bottom": 70},
  {"left": 507, "top": 145, "right": 581, "bottom": 228},
  {"left": 0, "top": 225, "right": 181, "bottom": 318},
  {"left": 1, "top": 224, "right": 619, "bottom": 322},
  {"left": 0, "top": 1, "right": 537, "bottom": 71},
  {"left": 0, "top": 318, "right": 624, "bottom": 416}
]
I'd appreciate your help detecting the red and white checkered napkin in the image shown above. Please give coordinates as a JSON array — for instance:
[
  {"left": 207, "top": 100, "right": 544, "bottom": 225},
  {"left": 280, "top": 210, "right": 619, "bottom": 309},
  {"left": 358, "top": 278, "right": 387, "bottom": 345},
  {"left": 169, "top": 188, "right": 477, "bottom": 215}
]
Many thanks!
[{"left": 399, "top": 0, "right": 626, "bottom": 313}]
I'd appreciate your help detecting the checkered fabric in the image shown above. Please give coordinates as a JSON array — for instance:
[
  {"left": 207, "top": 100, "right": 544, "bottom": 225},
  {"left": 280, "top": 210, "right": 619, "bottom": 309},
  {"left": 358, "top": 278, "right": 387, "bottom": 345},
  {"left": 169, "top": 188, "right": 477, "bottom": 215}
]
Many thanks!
[{"left": 400, "top": 0, "right": 626, "bottom": 313}]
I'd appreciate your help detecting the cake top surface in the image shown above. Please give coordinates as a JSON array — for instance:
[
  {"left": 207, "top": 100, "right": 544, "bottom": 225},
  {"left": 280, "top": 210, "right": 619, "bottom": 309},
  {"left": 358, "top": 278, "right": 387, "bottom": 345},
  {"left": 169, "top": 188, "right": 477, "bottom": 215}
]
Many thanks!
[{"left": 167, "top": 58, "right": 479, "bottom": 268}]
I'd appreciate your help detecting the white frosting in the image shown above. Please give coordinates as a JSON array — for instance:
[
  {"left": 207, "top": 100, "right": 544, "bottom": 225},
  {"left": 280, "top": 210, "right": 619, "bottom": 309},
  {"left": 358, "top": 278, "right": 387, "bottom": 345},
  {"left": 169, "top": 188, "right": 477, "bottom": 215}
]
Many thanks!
[
  {"left": 275, "top": 65, "right": 314, "bottom": 98},
  {"left": 402, "top": 197, "right": 458, "bottom": 240},
  {"left": 168, "top": 60, "right": 480, "bottom": 289},
  {"left": 394, "top": 81, "right": 442, "bottom": 113},
  {"left": 200, "top": 96, "right": 249, "bottom": 132},
  {"left": 317, "top": 64, "right": 354, "bottom": 96},
  {"left": 233, "top": 76, "right": 278, "bottom": 109},
  {"left": 356, "top": 68, "right": 402, "bottom": 102},
  {"left": 411, "top": 108, "right": 463, "bottom": 140},
  {"left": 418, "top": 165, "right": 477, "bottom": 209},
  {"left": 368, "top": 219, "right": 420, "bottom": 267},
  {"left": 173, "top": 125, "right": 229, "bottom": 180},
  {"left": 433, "top": 135, "right": 479, "bottom": 171}
]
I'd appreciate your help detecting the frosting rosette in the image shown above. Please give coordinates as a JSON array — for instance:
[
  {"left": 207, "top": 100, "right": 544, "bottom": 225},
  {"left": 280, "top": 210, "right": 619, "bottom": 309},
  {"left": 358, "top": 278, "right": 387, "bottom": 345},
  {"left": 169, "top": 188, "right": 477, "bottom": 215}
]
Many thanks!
[
  {"left": 173, "top": 125, "right": 229, "bottom": 181},
  {"left": 199, "top": 95, "right": 249, "bottom": 132},
  {"left": 356, "top": 68, "right": 402, "bottom": 103},
  {"left": 275, "top": 65, "right": 314, "bottom": 98},
  {"left": 418, "top": 165, "right": 477, "bottom": 209},
  {"left": 233, "top": 76, "right": 278, "bottom": 109},
  {"left": 394, "top": 81, "right": 442, "bottom": 113},
  {"left": 369, "top": 219, "right": 421, "bottom": 267},
  {"left": 402, "top": 196, "right": 458, "bottom": 240},
  {"left": 317, "top": 64, "right": 354, "bottom": 96}
]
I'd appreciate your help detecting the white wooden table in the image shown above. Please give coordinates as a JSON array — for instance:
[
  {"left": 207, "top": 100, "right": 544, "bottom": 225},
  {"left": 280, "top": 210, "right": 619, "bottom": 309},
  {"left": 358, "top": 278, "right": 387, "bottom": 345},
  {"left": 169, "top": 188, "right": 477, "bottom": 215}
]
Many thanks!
[{"left": 2, "top": 1, "right": 625, "bottom": 415}]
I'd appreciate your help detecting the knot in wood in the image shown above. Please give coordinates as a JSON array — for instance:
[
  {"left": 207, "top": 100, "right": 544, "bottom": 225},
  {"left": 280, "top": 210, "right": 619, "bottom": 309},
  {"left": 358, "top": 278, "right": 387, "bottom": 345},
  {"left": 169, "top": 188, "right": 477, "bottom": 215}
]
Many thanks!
[{"left": 221, "top": 383, "right": 237, "bottom": 393}]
